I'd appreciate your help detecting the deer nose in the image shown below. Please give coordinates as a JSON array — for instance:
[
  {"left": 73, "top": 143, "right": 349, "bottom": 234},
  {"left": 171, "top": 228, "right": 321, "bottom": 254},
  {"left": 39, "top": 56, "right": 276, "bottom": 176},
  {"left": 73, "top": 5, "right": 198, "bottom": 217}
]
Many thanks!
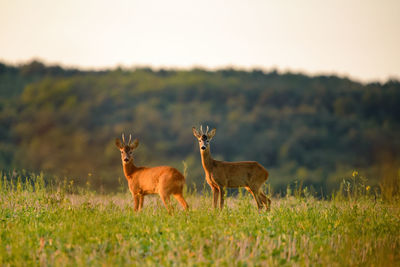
[
  {"left": 201, "top": 146, "right": 206, "bottom": 150},
  {"left": 124, "top": 158, "right": 129, "bottom": 162}
]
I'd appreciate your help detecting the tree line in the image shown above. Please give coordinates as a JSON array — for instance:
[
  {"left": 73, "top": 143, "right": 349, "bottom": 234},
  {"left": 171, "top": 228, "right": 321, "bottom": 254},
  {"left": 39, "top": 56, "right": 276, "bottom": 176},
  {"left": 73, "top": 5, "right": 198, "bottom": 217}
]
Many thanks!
[{"left": 1, "top": 60, "right": 399, "bottom": 195}]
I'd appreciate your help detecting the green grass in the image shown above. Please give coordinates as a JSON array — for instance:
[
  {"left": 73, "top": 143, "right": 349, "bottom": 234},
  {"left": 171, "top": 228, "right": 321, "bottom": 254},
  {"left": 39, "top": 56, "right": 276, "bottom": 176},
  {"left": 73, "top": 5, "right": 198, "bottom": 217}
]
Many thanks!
[{"left": 1, "top": 173, "right": 399, "bottom": 266}]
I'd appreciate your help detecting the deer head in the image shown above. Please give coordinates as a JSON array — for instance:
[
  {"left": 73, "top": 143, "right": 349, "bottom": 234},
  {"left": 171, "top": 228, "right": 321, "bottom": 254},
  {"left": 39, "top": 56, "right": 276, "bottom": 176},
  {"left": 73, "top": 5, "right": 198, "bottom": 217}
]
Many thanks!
[
  {"left": 115, "top": 133, "right": 139, "bottom": 164},
  {"left": 192, "top": 125, "right": 216, "bottom": 151}
]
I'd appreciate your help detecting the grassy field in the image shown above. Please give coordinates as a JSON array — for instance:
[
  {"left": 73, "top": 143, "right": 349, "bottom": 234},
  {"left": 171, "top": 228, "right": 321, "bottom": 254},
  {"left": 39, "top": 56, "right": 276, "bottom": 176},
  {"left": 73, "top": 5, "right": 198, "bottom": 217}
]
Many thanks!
[{"left": 1, "top": 173, "right": 399, "bottom": 266}]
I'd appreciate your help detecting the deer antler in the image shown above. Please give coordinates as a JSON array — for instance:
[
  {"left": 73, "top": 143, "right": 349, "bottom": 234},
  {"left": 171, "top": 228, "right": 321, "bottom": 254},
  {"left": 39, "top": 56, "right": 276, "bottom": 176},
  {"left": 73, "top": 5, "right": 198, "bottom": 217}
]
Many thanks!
[
  {"left": 200, "top": 125, "right": 204, "bottom": 135},
  {"left": 206, "top": 125, "right": 209, "bottom": 135},
  {"left": 128, "top": 134, "right": 132, "bottom": 145},
  {"left": 122, "top": 133, "right": 126, "bottom": 144}
]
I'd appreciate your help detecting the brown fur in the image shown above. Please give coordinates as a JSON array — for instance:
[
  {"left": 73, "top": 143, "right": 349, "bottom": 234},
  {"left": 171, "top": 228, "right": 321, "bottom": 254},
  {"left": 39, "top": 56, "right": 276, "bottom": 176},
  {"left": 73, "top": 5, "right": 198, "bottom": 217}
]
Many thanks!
[
  {"left": 193, "top": 127, "right": 271, "bottom": 210},
  {"left": 116, "top": 137, "right": 188, "bottom": 212}
]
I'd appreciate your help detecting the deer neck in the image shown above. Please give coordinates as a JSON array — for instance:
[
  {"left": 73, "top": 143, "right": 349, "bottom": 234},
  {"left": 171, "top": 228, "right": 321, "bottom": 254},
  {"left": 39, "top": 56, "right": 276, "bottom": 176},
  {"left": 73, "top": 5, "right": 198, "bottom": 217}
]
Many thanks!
[
  {"left": 200, "top": 148, "right": 214, "bottom": 171},
  {"left": 122, "top": 161, "right": 138, "bottom": 178}
]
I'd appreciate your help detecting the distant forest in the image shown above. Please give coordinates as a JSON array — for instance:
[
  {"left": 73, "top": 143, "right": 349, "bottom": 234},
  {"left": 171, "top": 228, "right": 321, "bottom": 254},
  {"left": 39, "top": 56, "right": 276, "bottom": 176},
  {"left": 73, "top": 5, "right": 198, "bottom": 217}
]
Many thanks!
[{"left": 1, "top": 61, "right": 399, "bottom": 195}]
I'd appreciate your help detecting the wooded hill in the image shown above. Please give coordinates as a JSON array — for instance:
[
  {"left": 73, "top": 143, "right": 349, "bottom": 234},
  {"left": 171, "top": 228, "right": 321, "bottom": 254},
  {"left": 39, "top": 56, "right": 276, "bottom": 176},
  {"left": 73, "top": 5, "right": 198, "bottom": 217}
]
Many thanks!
[{"left": 1, "top": 61, "right": 399, "bottom": 194}]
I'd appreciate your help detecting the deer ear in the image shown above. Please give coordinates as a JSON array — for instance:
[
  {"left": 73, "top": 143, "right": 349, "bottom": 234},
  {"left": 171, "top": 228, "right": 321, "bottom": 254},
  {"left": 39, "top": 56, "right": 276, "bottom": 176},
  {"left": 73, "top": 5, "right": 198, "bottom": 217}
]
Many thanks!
[
  {"left": 115, "top": 138, "right": 123, "bottom": 149},
  {"left": 192, "top": 127, "right": 201, "bottom": 138},
  {"left": 130, "top": 138, "right": 139, "bottom": 150},
  {"left": 208, "top": 128, "right": 216, "bottom": 139}
]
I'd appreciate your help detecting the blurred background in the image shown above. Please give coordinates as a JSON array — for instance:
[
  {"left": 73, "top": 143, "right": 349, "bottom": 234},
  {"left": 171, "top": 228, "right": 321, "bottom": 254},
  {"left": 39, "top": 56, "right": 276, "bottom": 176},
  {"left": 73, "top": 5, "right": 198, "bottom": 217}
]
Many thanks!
[{"left": 1, "top": 0, "right": 399, "bottom": 195}]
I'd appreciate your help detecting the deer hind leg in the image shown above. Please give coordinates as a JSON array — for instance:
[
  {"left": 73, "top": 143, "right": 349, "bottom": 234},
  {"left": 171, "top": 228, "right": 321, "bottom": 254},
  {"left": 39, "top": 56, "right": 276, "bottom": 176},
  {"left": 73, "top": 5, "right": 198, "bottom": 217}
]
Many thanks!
[
  {"left": 159, "top": 193, "right": 172, "bottom": 214},
  {"left": 173, "top": 193, "right": 189, "bottom": 211},
  {"left": 259, "top": 192, "right": 271, "bottom": 211},
  {"left": 245, "top": 186, "right": 263, "bottom": 210}
]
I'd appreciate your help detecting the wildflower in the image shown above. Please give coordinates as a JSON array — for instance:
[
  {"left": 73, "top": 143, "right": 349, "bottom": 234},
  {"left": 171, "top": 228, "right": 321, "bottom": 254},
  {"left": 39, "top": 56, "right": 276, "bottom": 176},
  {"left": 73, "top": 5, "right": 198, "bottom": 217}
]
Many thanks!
[
  {"left": 352, "top": 171, "right": 358, "bottom": 177},
  {"left": 366, "top": 186, "right": 371, "bottom": 191}
]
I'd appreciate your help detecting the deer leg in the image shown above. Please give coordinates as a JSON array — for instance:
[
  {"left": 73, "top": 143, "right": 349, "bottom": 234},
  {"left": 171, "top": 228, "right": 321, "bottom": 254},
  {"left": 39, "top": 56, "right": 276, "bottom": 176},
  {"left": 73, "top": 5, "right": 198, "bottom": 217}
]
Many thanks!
[
  {"left": 212, "top": 186, "right": 219, "bottom": 209},
  {"left": 160, "top": 193, "right": 172, "bottom": 214},
  {"left": 138, "top": 195, "right": 145, "bottom": 211},
  {"left": 128, "top": 185, "right": 140, "bottom": 212},
  {"left": 173, "top": 193, "right": 189, "bottom": 211},
  {"left": 219, "top": 187, "right": 225, "bottom": 210},
  {"left": 259, "top": 192, "right": 271, "bottom": 211},
  {"left": 258, "top": 192, "right": 267, "bottom": 206},
  {"left": 133, "top": 194, "right": 140, "bottom": 211},
  {"left": 246, "top": 186, "right": 263, "bottom": 210}
]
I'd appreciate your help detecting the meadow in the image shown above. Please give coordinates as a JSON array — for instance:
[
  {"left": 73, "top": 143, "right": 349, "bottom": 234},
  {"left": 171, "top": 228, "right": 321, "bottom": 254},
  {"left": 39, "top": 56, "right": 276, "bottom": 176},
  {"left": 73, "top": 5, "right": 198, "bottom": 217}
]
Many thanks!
[{"left": 1, "top": 173, "right": 399, "bottom": 266}]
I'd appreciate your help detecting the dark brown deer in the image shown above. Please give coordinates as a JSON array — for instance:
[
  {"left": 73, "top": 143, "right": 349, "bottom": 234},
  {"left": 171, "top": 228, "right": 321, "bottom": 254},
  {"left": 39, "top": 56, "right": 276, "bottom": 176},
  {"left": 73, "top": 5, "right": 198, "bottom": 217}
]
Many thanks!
[
  {"left": 116, "top": 134, "right": 188, "bottom": 212},
  {"left": 193, "top": 126, "right": 271, "bottom": 210}
]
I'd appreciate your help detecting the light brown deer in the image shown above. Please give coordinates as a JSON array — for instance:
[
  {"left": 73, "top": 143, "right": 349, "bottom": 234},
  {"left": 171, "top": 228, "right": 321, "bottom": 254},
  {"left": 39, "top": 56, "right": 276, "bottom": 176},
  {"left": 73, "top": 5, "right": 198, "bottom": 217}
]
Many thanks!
[
  {"left": 116, "top": 134, "right": 188, "bottom": 212},
  {"left": 193, "top": 126, "right": 271, "bottom": 210}
]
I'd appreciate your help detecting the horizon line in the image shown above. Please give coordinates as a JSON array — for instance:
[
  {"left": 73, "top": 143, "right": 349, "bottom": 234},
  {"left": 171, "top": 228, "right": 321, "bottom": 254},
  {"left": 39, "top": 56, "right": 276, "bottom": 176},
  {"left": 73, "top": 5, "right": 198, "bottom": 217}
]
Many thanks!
[{"left": 1, "top": 57, "right": 399, "bottom": 85}]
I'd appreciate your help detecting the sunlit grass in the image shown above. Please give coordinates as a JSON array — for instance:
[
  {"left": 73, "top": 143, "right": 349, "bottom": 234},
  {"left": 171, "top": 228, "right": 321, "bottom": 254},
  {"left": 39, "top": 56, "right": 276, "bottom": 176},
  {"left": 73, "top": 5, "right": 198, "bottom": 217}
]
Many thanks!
[{"left": 1, "top": 172, "right": 399, "bottom": 266}]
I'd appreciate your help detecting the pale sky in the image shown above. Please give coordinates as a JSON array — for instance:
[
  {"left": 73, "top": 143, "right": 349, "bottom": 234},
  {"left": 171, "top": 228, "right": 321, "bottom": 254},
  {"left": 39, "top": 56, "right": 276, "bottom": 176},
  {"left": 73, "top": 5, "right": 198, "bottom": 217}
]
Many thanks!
[{"left": 1, "top": 0, "right": 399, "bottom": 82}]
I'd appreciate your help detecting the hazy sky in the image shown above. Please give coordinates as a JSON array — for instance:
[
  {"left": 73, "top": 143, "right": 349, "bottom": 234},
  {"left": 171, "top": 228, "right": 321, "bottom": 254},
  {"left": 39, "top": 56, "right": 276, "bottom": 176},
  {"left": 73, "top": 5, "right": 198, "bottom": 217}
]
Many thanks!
[{"left": 1, "top": 0, "right": 399, "bottom": 82}]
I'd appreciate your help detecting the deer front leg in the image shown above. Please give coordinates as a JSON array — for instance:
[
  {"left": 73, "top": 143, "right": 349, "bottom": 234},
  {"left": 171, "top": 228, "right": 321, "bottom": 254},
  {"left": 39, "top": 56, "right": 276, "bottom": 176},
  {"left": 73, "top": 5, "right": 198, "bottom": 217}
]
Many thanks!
[
  {"left": 219, "top": 187, "right": 225, "bottom": 209},
  {"left": 212, "top": 186, "right": 219, "bottom": 209},
  {"left": 129, "top": 187, "right": 139, "bottom": 211}
]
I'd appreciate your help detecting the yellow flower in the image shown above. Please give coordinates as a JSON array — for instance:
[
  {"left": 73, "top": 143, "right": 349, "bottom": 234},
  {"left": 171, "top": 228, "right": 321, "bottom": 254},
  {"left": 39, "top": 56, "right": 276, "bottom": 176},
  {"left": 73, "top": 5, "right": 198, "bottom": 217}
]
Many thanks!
[
  {"left": 352, "top": 171, "right": 358, "bottom": 177},
  {"left": 366, "top": 186, "right": 371, "bottom": 191}
]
